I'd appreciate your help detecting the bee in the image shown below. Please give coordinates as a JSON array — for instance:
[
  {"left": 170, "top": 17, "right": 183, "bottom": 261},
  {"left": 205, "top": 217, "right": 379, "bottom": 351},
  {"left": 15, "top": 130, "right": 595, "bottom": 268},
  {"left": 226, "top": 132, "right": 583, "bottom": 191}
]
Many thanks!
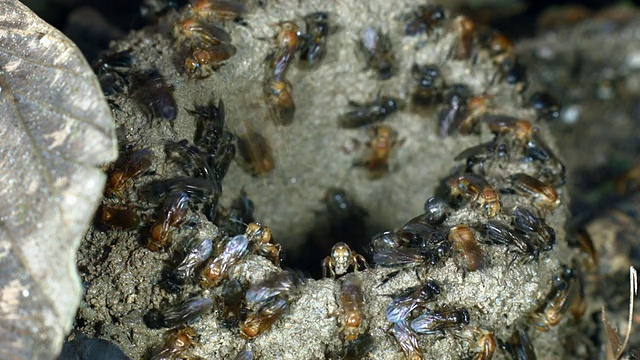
[
  {"left": 92, "top": 49, "right": 133, "bottom": 96},
  {"left": 372, "top": 247, "right": 434, "bottom": 278},
  {"left": 96, "top": 204, "right": 141, "bottom": 231},
  {"left": 468, "top": 326, "right": 496, "bottom": 360},
  {"left": 106, "top": 148, "right": 154, "bottom": 198},
  {"left": 144, "top": 296, "right": 213, "bottom": 329},
  {"left": 423, "top": 196, "right": 448, "bottom": 226},
  {"left": 567, "top": 226, "right": 598, "bottom": 271},
  {"left": 411, "top": 64, "right": 446, "bottom": 106},
  {"left": 322, "top": 242, "right": 368, "bottom": 278},
  {"left": 512, "top": 206, "right": 555, "bottom": 251},
  {"left": 340, "top": 274, "right": 365, "bottom": 341},
  {"left": 131, "top": 69, "right": 178, "bottom": 122},
  {"left": 508, "top": 173, "right": 560, "bottom": 211},
  {"left": 483, "top": 220, "right": 537, "bottom": 259},
  {"left": 455, "top": 95, "right": 493, "bottom": 135},
  {"left": 245, "top": 222, "right": 281, "bottom": 265},
  {"left": 359, "top": 27, "right": 395, "bottom": 80},
  {"left": 233, "top": 349, "right": 254, "bottom": 360},
  {"left": 389, "top": 321, "right": 423, "bottom": 360},
  {"left": 454, "top": 140, "right": 509, "bottom": 175},
  {"left": 449, "top": 225, "right": 485, "bottom": 272},
  {"left": 237, "top": 131, "right": 275, "bottom": 176},
  {"left": 148, "top": 192, "right": 191, "bottom": 251},
  {"left": 149, "top": 326, "right": 198, "bottom": 360},
  {"left": 299, "top": 12, "right": 331, "bottom": 68},
  {"left": 437, "top": 84, "right": 470, "bottom": 137},
  {"left": 190, "top": 99, "right": 226, "bottom": 152},
  {"left": 266, "top": 21, "right": 301, "bottom": 80},
  {"left": 403, "top": 4, "right": 446, "bottom": 36},
  {"left": 220, "top": 279, "right": 245, "bottom": 327},
  {"left": 168, "top": 236, "right": 215, "bottom": 288},
  {"left": 482, "top": 115, "right": 533, "bottom": 143},
  {"left": 444, "top": 174, "right": 501, "bottom": 218},
  {"left": 240, "top": 296, "right": 289, "bottom": 338},
  {"left": 385, "top": 280, "right": 441, "bottom": 323},
  {"left": 338, "top": 95, "right": 400, "bottom": 128},
  {"left": 451, "top": 15, "right": 477, "bottom": 60},
  {"left": 410, "top": 308, "right": 470, "bottom": 335},
  {"left": 487, "top": 32, "right": 516, "bottom": 80},
  {"left": 530, "top": 267, "right": 584, "bottom": 331},
  {"left": 524, "top": 129, "right": 566, "bottom": 187},
  {"left": 165, "top": 140, "right": 216, "bottom": 180},
  {"left": 528, "top": 91, "right": 561, "bottom": 121},
  {"left": 359, "top": 124, "right": 399, "bottom": 179},
  {"left": 201, "top": 234, "right": 249, "bottom": 287},
  {"left": 245, "top": 270, "right": 305, "bottom": 304},
  {"left": 182, "top": 43, "right": 237, "bottom": 78},
  {"left": 501, "top": 327, "right": 536, "bottom": 360},
  {"left": 504, "top": 61, "right": 528, "bottom": 95},
  {"left": 187, "top": 0, "right": 246, "bottom": 23},
  {"left": 173, "top": 17, "right": 232, "bottom": 48},
  {"left": 395, "top": 213, "right": 448, "bottom": 251},
  {"left": 264, "top": 78, "right": 295, "bottom": 125}
]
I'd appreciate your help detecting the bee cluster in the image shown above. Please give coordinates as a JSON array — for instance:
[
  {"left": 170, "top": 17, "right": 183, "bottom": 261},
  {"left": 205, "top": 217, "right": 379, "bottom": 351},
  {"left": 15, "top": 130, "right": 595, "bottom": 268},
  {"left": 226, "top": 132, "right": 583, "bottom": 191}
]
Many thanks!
[{"left": 76, "top": 1, "right": 595, "bottom": 359}]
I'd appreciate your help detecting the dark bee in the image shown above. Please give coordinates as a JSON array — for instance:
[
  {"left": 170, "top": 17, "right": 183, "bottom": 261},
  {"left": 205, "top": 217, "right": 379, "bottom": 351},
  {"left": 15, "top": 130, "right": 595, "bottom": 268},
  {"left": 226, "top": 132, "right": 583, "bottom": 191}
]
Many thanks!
[
  {"left": 423, "top": 196, "right": 448, "bottom": 226},
  {"left": 165, "top": 140, "right": 216, "bottom": 180},
  {"left": 437, "top": 84, "right": 470, "bottom": 137},
  {"left": 389, "top": 320, "right": 423, "bottom": 360},
  {"left": 339, "top": 95, "right": 400, "bottom": 128},
  {"left": 340, "top": 274, "right": 365, "bottom": 341},
  {"left": 449, "top": 225, "right": 485, "bottom": 272},
  {"left": 148, "top": 192, "right": 191, "bottom": 251},
  {"left": 245, "top": 222, "right": 281, "bottom": 265},
  {"left": 411, "top": 64, "right": 446, "bottom": 106},
  {"left": 410, "top": 308, "right": 470, "bottom": 334},
  {"left": 182, "top": 44, "right": 237, "bottom": 78},
  {"left": 501, "top": 327, "right": 536, "bottom": 360},
  {"left": 530, "top": 267, "right": 584, "bottom": 331},
  {"left": 443, "top": 174, "right": 501, "bottom": 218},
  {"left": 482, "top": 115, "right": 533, "bottom": 143},
  {"left": 245, "top": 270, "right": 305, "bottom": 304},
  {"left": 149, "top": 326, "right": 198, "bottom": 360},
  {"left": 145, "top": 296, "right": 213, "bottom": 329},
  {"left": 359, "top": 27, "right": 395, "bottom": 80},
  {"left": 323, "top": 242, "right": 368, "bottom": 278},
  {"left": 524, "top": 129, "right": 566, "bottom": 187},
  {"left": 187, "top": 0, "right": 246, "bottom": 23},
  {"left": 264, "top": 78, "right": 295, "bottom": 125},
  {"left": 504, "top": 61, "right": 528, "bottom": 95},
  {"left": 454, "top": 140, "right": 509, "bottom": 175},
  {"left": 299, "top": 12, "right": 331, "bottom": 68},
  {"left": 240, "top": 296, "right": 289, "bottom": 338},
  {"left": 237, "top": 131, "right": 275, "bottom": 176},
  {"left": 201, "top": 234, "right": 249, "bottom": 287},
  {"left": 528, "top": 91, "right": 561, "bottom": 121},
  {"left": 359, "top": 124, "right": 399, "bottom": 179},
  {"left": 131, "top": 69, "right": 178, "bottom": 122},
  {"left": 220, "top": 279, "right": 245, "bottom": 327},
  {"left": 93, "top": 49, "right": 133, "bottom": 96},
  {"left": 372, "top": 247, "right": 432, "bottom": 275},
  {"left": 512, "top": 206, "right": 555, "bottom": 251},
  {"left": 508, "top": 173, "right": 560, "bottom": 211},
  {"left": 451, "top": 15, "right": 476, "bottom": 60},
  {"left": 403, "top": 4, "right": 446, "bottom": 36},
  {"left": 385, "top": 280, "right": 441, "bottom": 323},
  {"left": 168, "top": 236, "right": 215, "bottom": 288},
  {"left": 96, "top": 204, "right": 141, "bottom": 231},
  {"left": 106, "top": 148, "right": 154, "bottom": 198},
  {"left": 483, "top": 220, "right": 537, "bottom": 259}
]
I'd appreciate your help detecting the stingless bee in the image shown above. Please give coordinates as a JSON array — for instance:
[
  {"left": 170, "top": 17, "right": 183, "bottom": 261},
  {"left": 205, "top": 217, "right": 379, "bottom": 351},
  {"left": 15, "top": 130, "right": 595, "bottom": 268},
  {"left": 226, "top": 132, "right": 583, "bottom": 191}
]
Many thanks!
[
  {"left": 145, "top": 296, "right": 213, "bottom": 329},
  {"left": 148, "top": 192, "right": 191, "bottom": 251},
  {"left": 201, "top": 234, "right": 249, "bottom": 287},
  {"left": 149, "top": 326, "right": 198, "bottom": 360},
  {"left": 444, "top": 173, "right": 501, "bottom": 218},
  {"left": 322, "top": 242, "right": 368, "bottom": 278},
  {"left": 449, "top": 225, "right": 485, "bottom": 272},
  {"left": 240, "top": 296, "right": 289, "bottom": 338},
  {"left": 339, "top": 274, "right": 365, "bottom": 341},
  {"left": 105, "top": 148, "right": 154, "bottom": 198},
  {"left": 508, "top": 173, "right": 560, "bottom": 211},
  {"left": 385, "top": 280, "right": 441, "bottom": 323},
  {"left": 389, "top": 320, "right": 423, "bottom": 360},
  {"left": 359, "top": 27, "right": 395, "bottom": 80},
  {"left": 410, "top": 308, "right": 470, "bottom": 335},
  {"left": 237, "top": 131, "right": 275, "bottom": 177},
  {"left": 245, "top": 222, "right": 281, "bottom": 265},
  {"left": 339, "top": 95, "right": 400, "bottom": 128}
]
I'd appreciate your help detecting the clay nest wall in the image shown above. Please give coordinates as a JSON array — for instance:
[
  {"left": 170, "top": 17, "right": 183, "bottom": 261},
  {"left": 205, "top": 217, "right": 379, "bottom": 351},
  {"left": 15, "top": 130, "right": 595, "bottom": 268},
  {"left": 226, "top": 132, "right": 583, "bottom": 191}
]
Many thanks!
[{"left": 73, "top": 1, "right": 585, "bottom": 359}]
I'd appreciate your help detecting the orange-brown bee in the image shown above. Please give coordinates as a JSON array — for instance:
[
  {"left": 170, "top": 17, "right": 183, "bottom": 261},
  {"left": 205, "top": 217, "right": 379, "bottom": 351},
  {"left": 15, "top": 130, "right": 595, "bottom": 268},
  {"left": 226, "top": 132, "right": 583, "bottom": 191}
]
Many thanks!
[
  {"left": 105, "top": 148, "right": 154, "bottom": 198},
  {"left": 468, "top": 326, "right": 496, "bottom": 360},
  {"left": 509, "top": 173, "right": 560, "bottom": 211},
  {"left": 482, "top": 115, "right": 534, "bottom": 142},
  {"left": 322, "top": 242, "right": 368, "bottom": 278},
  {"left": 149, "top": 326, "right": 198, "bottom": 360},
  {"left": 237, "top": 131, "right": 275, "bottom": 176},
  {"left": 451, "top": 15, "right": 477, "bottom": 60},
  {"left": 182, "top": 44, "right": 237, "bottom": 78},
  {"left": 201, "top": 234, "right": 249, "bottom": 287},
  {"left": 264, "top": 78, "right": 295, "bottom": 125},
  {"left": 148, "top": 192, "right": 191, "bottom": 251},
  {"left": 445, "top": 174, "right": 501, "bottom": 217},
  {"left": 240, "top": 296, "right": 289, "bottom": 338},
  {"left": 488, "top": 32, "right": 516, "bottom": 75},
  {"left": 187, "top": 0, "right": 246, "bottom": 23},
  {"left": 389, "top": 320, "right": 423, "bottom": 360},
  {"left": 359, "top": 27, "right": 395, "bottom": 80},
  {"left": 96, "top": 204, "right": 141, "bottom": 231},
  {"left": 449, "top": 225, "right": 485, "bottom": 272},
  {"left": 568, "top": 226, "right": 598, "bottom": 271},
  {"left": 173, "top": 17, "right": 231, "bottom": 48},
  {"left": 530, "top": 267, "right": 584, "bottom": 331},
  {"left": 266, "top": 21, "right": 301, "bottom": 80},
  {"left": 455, "top": 95, "right": 492, "bottom": 135},
  {"left": 245, "top": 222, "right": 281, "bottom": 265},
  {"left": 360, "top": 124, "right": 399, "bottom": 178},
  {"left": 340, "top": 274, "right": 365, "bottom": 341}
]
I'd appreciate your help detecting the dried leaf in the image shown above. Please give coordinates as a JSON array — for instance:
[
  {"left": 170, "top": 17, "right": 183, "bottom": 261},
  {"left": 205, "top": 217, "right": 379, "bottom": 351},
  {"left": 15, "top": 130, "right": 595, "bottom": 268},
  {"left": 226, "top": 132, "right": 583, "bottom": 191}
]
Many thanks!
[
  {"left": 0, "top": 1, "right": 117, "bottom": 358},
  {"left": 602, "top": 266, "right": 637, "bottom": 360}
]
